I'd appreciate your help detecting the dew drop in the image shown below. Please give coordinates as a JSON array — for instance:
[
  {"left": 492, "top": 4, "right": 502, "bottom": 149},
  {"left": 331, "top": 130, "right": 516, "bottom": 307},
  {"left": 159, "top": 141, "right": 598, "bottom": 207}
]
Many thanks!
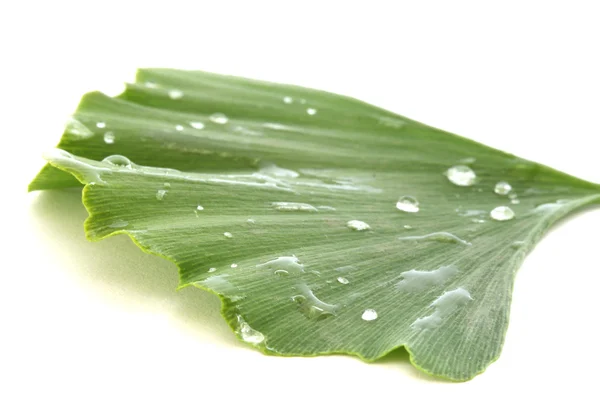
[
  {"left": 293, "top": 284, "right": 338, "bottom": 320},
  {"left": 190, "top": 121, "right": 205, "bottom": 129},
  {"left": 208, "top": 267, "right": 216, "bottom": 273},
  {"left": 337, "top": 277, "right": 349, "bottom": 285},
  {"left": 257, "top": 256, "right": 304, "bottom": 274},
  {"left": 103, "top": 155, "right": 133, "bottom": 169},
  {"left": 445, "top": 165, "right": 477, "bottom": 187},
  {"left": 362, "top": 309, "right": 378, "bottom": 321},
  {"left": 103, "top": 131, "right": 115, "bottom": 144},
  {"left": 175, "top": 124, "right": 184, "bottom": 131},
  {"left": 403, "top": 225, "right": 413, "bottom": 229},
  {"left": 396, "top": 196, "right": 419, "bottom": 213},
  {"left": 272, "top": 202, "right": 318, "bottom": 212},
  {"left": 196, "top": 205, "right": 204, "bottom": 211},
  {"left": 490, "top": 206, "right": 515, "bottom": 221},
  {"left": 346, "top": 220, "right": 371, "bottom": 231},
  {"left": 209, "top": 113, "right": 228, "bottom": 124},
  {"left": 168, "top": 89, "right": 184, "bottom": 99},
  {"left": 306, "top": 108, "right": 317, "bottom": 116},
  {"left": 144, "top": 81, "right": 159, "bottom": 88},
  {"left": 224, "top": 232, "right": 233, "bottom": 238},
  {"left": 396, "top": 265, "right": 458, "bottom": 292},
  {"left": 156, "top": 189, "right": 167, "bottom": 200},
  {"left": 231, "top": 263, "right": 238, "bottom": 268},
  {"left": 411, "top": 288, "right": 472, "bottom": 330},
  {"left": 236, "top": 315, "right": 265, "bottom": 345},
  {"left": 65, "top": 118, "right": 94, "bottom": 139},
  {"left": 494, "top": 181, "right": 512, "bottom": 195},
  {"left": 398, "top": 232, "right": 471, "bottom": 246},
  {"left": 283, "top": 96, "right": 293, "bottom": 104},
  {"left": 96, "top": 121, "right": 106, "bottom": 129}
]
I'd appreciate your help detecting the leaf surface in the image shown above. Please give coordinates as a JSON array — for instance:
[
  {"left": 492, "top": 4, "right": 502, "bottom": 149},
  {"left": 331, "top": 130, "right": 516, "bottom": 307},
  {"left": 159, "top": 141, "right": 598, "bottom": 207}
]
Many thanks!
[{"left": 31, "top": 69, "right": 600, "bottom": 380}]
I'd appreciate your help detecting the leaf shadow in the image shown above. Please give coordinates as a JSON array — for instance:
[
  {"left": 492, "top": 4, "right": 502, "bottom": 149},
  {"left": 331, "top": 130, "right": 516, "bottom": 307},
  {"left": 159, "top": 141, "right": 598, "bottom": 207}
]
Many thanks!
[{"left": 28, "top": 188, "right": 242, "bottom": 349}]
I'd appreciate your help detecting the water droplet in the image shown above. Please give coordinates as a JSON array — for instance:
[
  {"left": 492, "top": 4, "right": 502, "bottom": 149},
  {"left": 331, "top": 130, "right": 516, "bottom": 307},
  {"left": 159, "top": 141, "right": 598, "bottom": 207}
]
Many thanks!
[
  {"left": 445, "top": 165, "right": 477, "bottom": 187},
  {"left": 65, "top": 118, "right": 94, "bottom": 139},
  {"left": 247, "top": 218, "right": 256, "bottom": 224},
  {"left": 337, "top": 277, "right": 349, "bottom": 285},
  {"left": 272, "top": 202, "right": 318, "bottom": 212},
  {"left": 257, "top": 256, "right": 304, "bottom": 274},
  {"left": 347, "top": 220, "right": 371, "bottom": 231},
  {"left": 306, "top": 108, "right": 317, "bottom": 116},
  {"left": 224, "top": 232, "right": 233, "bottom": 238},
  {"left": 236, "top": 315, "right": 265, "bottom": 345},
  {"left": 412, "top": 288, "right": 472, "bottom": 330},
  {"left": 533, "top": 202, "right": 565, "bottom": 213},
  {"left": 199, "top": 275, "right": 238, "bottom": 293},
  {"left": 175, "top": 124, "right": 184, "bottom": 131},
  {"left": 144, "top": 81, "right": 159, "bottom": 88},
  {"left": 260, "top": 164, "right": 299, "bottom": 178},
  {"left": 231, "top": 263, "right": 238, "bottom": 268},
  {"left": 196, "top": 205, "right": 204, "bottom": 211},
  {"left": 283, "top": 96, "right": 293, "bottom": 104},
  {"left": 156, "top": 189, "right": 167, "bottom": 200},
  {"left": 396, "top": 196, "right": 419, "bottom": 213},
  {"left": 96, "top": 121, "right": 106, "bottom": 129},
  {"left": 509, "top": 193, "right": 520, "bottom": 204},
  {"left": 190, "top": 121, "right": 205, "bottom": 129},
  {"left": 103, "top": 131, "right": 115, "bottom": 144},
  {"left": 403, "top": 225, "right": 413, "bottom": 229},
  {"left": 490, "top": 206, "right": 515, "bottom": 221},
  {"left": 168, "top": 89, "right": 184, "bottom": 99},
  {"left": 293, "top": 284, "right": 338, "bottom": 320},
  {"left": 209, "top": 113, "right": 228, "bottom": 124},
  {"left": 274, "top": 270, "right": 289, "bottom": 276},
  {"left": 208, "top": 267, "right": 217, "bottom": 273},
  {"left": 108, "top": 220, "right": 128, "bottom": 228},
  {"left": 103, "top": 155, "right": 133, "bottom": 169},
  {"left": 398, "top": 232, "right": 471, "bottom": 246},
  {"left": 494, "top": 181, "right": 512, "bottom": 195},
  {"left": 396, "top": 265, "right": 458, "bottom": 292},
  {"left": 362, "top": 309, "right": 378, "bottom": 321}
]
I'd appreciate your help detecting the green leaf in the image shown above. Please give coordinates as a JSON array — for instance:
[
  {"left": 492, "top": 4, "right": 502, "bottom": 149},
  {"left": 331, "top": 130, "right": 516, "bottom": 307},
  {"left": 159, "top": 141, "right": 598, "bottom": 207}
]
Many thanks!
[{"left": 31, "top": 69, "right": 600, "bottom": 381}]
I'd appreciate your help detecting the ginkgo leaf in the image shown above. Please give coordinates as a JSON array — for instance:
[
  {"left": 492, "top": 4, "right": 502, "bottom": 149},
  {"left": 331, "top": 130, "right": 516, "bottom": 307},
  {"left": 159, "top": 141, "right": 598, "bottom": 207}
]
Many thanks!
[{"left": 30, "top": 69, "right": 600, "bottom": 381}]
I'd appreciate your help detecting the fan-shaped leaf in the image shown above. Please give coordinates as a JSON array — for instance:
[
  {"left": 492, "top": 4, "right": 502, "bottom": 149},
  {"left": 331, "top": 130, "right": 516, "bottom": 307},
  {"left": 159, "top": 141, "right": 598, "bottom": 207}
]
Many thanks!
[{"left": 31, "top": 69, "right": 600, "bottom": 380}]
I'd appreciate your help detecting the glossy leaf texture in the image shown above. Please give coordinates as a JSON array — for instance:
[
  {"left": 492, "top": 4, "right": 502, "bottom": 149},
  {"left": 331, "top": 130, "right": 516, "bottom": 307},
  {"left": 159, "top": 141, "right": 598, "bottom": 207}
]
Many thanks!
[{"left": 30, "top": 69, "right": 600, "bottom": 381}]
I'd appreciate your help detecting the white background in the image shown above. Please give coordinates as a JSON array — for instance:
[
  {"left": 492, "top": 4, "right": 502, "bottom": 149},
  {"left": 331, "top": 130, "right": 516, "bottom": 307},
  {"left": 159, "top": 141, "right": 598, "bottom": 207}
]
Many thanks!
[{"left": 2, "top": 1, "right": 600, "bottom": 399}]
